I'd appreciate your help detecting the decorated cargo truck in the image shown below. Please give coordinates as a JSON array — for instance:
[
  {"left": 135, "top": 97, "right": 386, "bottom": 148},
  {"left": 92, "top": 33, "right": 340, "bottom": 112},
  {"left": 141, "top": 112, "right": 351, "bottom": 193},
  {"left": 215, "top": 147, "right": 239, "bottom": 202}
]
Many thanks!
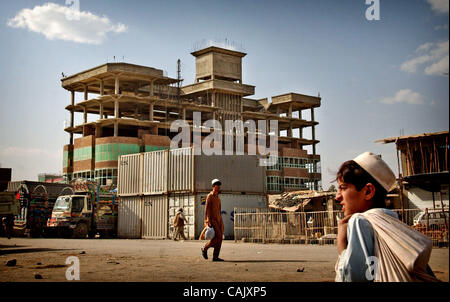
[{"left": 47, "top": 179, "right": 118, "bottom": 238}]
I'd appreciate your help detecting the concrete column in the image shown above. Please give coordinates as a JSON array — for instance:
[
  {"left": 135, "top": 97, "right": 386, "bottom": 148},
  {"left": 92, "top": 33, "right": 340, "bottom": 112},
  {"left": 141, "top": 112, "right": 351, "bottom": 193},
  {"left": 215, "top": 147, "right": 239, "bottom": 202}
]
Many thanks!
[
  {"left": 83, "top": 106, "right": 87, "bottom": 124},
  {"left": 100, "top": 80, "right": 104, "bottom": 96},
  {"left": 288, "top": 123, "right": 293, "bottom": 137},
  {"left": 99, "top": 103, "right": 104, "bottom": 120},
  {"left": 149, "top": 103, "right": 154, "bottom": 121},
  {"left": 182, "top": 106, "right": 186, "bottom": 120},
  {"left": 96, "top": 124, "right": 102, "bottom": 137},
  {"left": 288, "top": 104, "right": 293, "bottom": 118},
  {"left": 134, "top": 106, "right": 139, "bottom": 120},
  {"left": 70, "top": 91, "right": 75, "bottom": 145},
  {"left": 276, "top": 106, "right": 280, "bottom": 116},
  {"left": 150, "top": 80, "right": 155, "bottom": 98},
  {"left": 114, "top": 122, "right": 118, "bottom": 137},
  {"left": 211, "top": 92, "right": 216, "bottom": 107},
  {"left": 115, "top": 76, "right": 120, "bottom": 95},
  {"left": 84, "top": 85, "right": 88, "bottom": 100},
  {"left": 311, "top": 108, "right": 316, "bottom": 155},
  {"left": 70, "top": 91, "right": 75, "bottom": 128},
  {"left": 299, "top": 110, "right": 303, "bottom": 138},
  {"left": 114, "top": 98, "right": 119, "bottom": 118}
]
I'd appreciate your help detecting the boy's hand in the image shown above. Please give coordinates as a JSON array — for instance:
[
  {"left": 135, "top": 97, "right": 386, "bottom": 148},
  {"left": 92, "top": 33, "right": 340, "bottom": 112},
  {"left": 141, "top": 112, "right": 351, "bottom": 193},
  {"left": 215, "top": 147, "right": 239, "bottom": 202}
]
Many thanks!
[{"left": 337, "top": 214, "right": 353, "bottom": 255}]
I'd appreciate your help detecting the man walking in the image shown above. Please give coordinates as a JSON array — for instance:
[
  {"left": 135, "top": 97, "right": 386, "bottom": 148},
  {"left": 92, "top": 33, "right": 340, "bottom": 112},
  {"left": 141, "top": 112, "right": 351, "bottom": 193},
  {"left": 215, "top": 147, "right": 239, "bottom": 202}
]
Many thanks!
[
  {"left": 173, "top": 208, "right": 187, "bottom": 241},
  {"left": 201, "top": 178, "right": 224, "bottom": 261}
]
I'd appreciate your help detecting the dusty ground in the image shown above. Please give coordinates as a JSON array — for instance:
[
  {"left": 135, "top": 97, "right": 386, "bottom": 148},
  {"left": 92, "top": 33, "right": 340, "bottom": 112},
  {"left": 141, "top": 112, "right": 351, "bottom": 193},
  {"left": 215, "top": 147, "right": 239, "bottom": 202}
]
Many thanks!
[{"left": 0, "top": 238, "right": 448, "bottom": 282}]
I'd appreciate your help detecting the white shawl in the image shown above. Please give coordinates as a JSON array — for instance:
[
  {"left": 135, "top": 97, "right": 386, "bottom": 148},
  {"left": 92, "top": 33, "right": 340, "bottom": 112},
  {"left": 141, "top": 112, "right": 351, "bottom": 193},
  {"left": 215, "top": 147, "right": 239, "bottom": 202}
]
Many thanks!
[{"left": 358, "top": 208, "right": 439, "bottom": 282}]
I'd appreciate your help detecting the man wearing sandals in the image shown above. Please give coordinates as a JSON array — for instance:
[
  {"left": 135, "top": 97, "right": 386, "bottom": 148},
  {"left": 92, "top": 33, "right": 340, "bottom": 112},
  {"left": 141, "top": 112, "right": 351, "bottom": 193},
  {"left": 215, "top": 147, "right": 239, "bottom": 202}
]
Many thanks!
[{"left": 201, "top": 178, "right": 225, "bottom": 262}]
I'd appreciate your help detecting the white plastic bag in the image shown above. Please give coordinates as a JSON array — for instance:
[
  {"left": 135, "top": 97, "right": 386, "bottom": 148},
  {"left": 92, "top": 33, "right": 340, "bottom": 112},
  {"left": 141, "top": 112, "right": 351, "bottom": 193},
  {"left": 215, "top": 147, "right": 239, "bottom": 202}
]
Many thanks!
[{"left": 205, "top": 226, "right": 215, "bottom": 240}]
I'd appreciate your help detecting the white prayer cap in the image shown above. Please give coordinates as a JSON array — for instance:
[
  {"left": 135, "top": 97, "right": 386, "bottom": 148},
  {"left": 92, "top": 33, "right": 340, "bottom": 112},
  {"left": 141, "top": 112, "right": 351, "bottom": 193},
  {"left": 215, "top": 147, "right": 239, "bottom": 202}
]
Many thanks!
[
  {"left": 353, "top": 152, "right": 397, "bottom": 192},
  {"left": 211, "top": 178, "right": 222, "bottom": 186}
]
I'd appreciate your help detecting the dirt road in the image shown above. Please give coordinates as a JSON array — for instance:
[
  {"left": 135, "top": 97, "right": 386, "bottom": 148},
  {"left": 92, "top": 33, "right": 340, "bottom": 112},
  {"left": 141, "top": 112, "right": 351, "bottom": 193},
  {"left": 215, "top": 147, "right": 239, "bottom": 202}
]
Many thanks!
[{"left": 1, "top": 238, "right": 448, "bottom": 282}]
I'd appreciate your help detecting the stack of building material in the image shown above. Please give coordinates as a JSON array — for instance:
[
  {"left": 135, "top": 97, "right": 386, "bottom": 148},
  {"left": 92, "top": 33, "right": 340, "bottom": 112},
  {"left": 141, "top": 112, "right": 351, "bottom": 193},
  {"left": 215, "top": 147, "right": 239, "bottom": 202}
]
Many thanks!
[{"left": 268, "top": 190, "right": 336, "bottom": 212}]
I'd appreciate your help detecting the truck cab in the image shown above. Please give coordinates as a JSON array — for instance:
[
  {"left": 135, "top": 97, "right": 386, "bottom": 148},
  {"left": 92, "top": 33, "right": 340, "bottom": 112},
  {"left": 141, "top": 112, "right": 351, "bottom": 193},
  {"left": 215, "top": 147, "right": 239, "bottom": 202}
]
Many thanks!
[
  {"left": 0, "top": 192, "right": 20, "bottom": 238},
  {"left": 47, "top": 193, "right": 94, "bottom": 238}
]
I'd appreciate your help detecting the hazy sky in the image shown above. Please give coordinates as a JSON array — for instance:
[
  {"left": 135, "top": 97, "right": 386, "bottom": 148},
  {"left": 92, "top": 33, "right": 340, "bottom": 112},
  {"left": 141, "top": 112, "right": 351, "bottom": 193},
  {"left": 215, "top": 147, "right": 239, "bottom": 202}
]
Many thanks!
[{"left": 0, "top": 0, "right": 448, "bottom": 189}]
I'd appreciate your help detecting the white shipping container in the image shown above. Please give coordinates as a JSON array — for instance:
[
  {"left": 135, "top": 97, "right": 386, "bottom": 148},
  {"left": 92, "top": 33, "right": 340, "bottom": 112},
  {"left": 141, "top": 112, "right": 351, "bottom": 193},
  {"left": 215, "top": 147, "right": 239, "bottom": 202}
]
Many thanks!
[
  {"left": 118, "top": 196, "right": 142, "bottom": 238},
  {"left": 194, "top": 155, "right": 266, "bottom": 194},
  {"left": 168, "top": 147, "right": 194, "bottom": 193},
  {"left": 117, "top": 154, "right": 141, "bottom": 196},
  {"left": 142, "top": 150, "right": 168, "bottom": 194},
  {"left": 118, "top": 147, "right": 266, "bottom": 197},
  {"left": 142, "top": 195, "right": 169, "bottom": 239}
]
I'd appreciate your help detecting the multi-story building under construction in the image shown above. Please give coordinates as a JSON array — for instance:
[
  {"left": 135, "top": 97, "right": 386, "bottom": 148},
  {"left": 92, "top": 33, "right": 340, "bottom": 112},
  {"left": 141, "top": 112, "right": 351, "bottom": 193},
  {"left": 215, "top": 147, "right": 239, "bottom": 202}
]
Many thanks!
[{"left": 61, "top": 46, "right": 322, "bottom": 192}]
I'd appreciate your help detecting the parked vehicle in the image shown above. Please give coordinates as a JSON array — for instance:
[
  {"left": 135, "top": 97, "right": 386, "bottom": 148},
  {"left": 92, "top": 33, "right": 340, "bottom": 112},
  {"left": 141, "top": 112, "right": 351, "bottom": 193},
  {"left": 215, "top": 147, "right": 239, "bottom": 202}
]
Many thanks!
[
  {"left": 47, "top": 179, "right": 118, "bottom": 238},
  {"left": 6, "top": 181, "right": 71, "bottom": 238},
  {"left": 0, "top": 192, "right": 20, "bottom": 238},
  {"left": 96, "top": 201, "right": 118, "bottom": 238},
  {"left": 413, "top": 209, "right": 449, "bottom": 230}
]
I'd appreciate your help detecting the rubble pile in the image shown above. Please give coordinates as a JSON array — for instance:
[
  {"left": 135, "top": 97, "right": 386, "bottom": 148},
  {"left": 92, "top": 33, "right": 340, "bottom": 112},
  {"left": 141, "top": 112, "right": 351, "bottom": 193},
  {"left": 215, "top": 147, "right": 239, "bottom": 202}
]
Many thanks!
[{"left": 268, "top": 190, "right": 336, "bottom": 211}]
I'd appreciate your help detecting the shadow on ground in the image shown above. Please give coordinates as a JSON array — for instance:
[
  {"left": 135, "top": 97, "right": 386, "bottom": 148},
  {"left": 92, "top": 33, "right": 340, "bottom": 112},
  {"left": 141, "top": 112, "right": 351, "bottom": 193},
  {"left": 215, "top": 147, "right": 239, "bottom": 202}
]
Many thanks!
[
  {"left": 225, "top": 260, "right": 329, "bottom": 263},
  {"left": 0, "top": 244, "right": 26, "bottom": 249},
  {"left": 0, "top": 248, "right": 76, "bottom": 255}
]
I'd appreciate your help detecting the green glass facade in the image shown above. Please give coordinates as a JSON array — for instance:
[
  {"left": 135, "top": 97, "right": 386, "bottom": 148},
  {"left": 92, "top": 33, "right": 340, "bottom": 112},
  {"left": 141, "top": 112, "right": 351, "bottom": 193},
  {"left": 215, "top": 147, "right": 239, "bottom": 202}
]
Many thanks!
[
  {"left": 66, "top": 144, "right": 169, "bottom": 186},
  {"left": 73, "top": 146, "right": 93, "bottom": 162},
  {"left": 95, "top": 143, "right": 140, "bottom": 162}
]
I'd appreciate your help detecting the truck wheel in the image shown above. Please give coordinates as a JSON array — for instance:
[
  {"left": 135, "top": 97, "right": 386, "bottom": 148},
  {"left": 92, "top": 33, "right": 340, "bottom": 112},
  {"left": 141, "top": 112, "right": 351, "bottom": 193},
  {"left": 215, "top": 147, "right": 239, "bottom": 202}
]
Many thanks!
[
  {"left": 100, "top": 231, "right": 112, "bottom": 239},
  {"left": 88, "top": 229, "right": 96, "bottom": 239},
  {"left": 30, "top": 228, "right": 42, "bottom": 238},
  {"left": 73, "top": 223, "right": 88, "bottom": 239}
]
